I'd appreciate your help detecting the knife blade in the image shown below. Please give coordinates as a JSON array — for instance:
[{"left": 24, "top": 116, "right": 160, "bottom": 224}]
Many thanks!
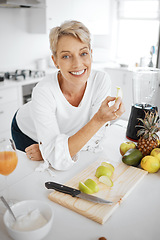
[{"left": 45, "top": 181, "right": 113, "bottom": 204}]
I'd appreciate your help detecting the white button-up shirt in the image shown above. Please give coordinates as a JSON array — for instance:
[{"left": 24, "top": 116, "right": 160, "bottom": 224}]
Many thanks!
[{"left": 16, "top": 69, "right": 111, "bottom": 170}]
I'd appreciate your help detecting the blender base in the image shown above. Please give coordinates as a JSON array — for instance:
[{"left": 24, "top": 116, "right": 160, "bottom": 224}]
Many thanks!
[{"left": 126, "top": 105, "right": 158, "bottom": 142}]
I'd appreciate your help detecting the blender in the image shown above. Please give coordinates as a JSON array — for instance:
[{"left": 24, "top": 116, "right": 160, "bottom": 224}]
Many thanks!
[{"left": 126, "top": 67, "right": 160, "bottom": 141}]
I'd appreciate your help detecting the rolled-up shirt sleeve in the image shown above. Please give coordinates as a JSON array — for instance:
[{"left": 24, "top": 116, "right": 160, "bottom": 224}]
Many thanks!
[{"left": 31, "top": 86, "right": 76, "bottom": 171}]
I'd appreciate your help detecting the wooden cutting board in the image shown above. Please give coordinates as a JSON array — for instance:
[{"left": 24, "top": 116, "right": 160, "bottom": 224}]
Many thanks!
[{"left": 48, "top": 159, "right": 148, "bottom": 224}]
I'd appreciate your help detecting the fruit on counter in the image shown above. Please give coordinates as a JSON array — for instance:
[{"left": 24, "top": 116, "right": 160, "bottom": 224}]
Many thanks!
[
  {"left": 120, "top": 141, "right": 136, "bottom": 156},
  {"left": 150, "top": 148, "right": 160, "bottom": 164},
  {"left": 95, "top": 162, "right": 114, "bottom": 187},
  {"left": 122, "top": 148, "right": 143, "bottom": 167},
  {"left": 79, "top": 181, "right": 94, "bottom": 194},
  {"left": 141, "top": 155, "right": 160, "bottom": 173},
  {"left": 99, "top": 175, "right": 113, "bottom": 187},
  {"left": 95, "top": 166, "right": 113, "bottom": 178},
  {"left": 136, "top": 111, "right": 160, "bottom": 156},
  {"left": 84, "top": 179, "right": 99, "bottom": 193},
  {"left": 101, "top": 162, "right": 115, "bottom": 173},
  {"left": 79, "top": 179, "right": 99, "bottom": 194},
  {"left": 116, "top": 86, "right": 123, "bottom": 100},
  {"left": 79, "top": 162, "right": 115, "bottom": 193},
  {"left": 98, "top": 237, "right": 107, "bottom": 240}
]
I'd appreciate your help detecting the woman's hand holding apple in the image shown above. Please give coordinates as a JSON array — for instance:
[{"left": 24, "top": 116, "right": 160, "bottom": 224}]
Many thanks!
[{"left": 95, "top": 96, "right": 125, "bottom": 125}]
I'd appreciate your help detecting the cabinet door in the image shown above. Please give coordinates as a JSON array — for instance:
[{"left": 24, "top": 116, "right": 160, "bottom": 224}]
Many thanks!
[
  {"left": 0, "top": 101, "right": 19, "bottom": 133},
  {"left": 28, "top": 8, "right": 46, "bottom": 34},
  {"left": 46, "top": 0, "right": 73, "bottom": 32},
  {"left": 0, "top": 87, "right": 19, "bottom": 139},
  {"left": 46, "top": 0, "right": 110, "bottom": 34},
  {"left": 0, "top": 87, "right": 18, "bottom": 104},
  {"left": 105, "top": 68, "right": 133, "bottom": 120},
  {"left": 155, "top": 81, "right": 160, "bottom": 115}
]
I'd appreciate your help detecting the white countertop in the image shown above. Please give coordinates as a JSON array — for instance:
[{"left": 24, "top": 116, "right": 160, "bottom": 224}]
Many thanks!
[
  {"left": 0, "top": 77, "right": 44, "bottom": 90},
  {"left": 0, "top": 121, "right": 160, "bottom": 240},
  {"left": 0, "top": 68, "right": 57, "bottom": 90},
  {"left": 92, "top": 62, "right": 132, "bottom": 72}
]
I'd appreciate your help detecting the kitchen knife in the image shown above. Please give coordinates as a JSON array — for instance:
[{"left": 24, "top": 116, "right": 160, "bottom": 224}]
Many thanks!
[{"left": 45, "top": 181, "right": 113, "bottom": 204}]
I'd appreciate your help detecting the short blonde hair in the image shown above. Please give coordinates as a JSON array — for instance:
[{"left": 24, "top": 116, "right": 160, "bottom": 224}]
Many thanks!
[{"left": 49, "top": 20, "right": 91, "bottom": 58}]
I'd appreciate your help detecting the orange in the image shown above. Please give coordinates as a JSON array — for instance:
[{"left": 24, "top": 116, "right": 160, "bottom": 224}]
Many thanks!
[{"left": 0, "top": 151, "right": 18, "bottom": 176}]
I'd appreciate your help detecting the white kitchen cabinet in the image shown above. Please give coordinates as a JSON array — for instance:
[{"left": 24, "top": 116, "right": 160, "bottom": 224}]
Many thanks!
[
  {"left": 46, "top": 0, "right": 74, "bottom": 33},
  {"left": 28, "top": 0, "right": 110, "bottom": 34},
  {"left": 155, "top": 81, "right": 160, "bottom": 115},
  {"left": 28, "top": 8, "right": 46, "bottom": 34},
  {"left": 104, "top": 68, "right": 133, "bottom": 121},
  {"left": 0, "top": 87, "right": 19, "bottom": 139},
  {"left": 0, "top": 77, "right": 43, "bottom": 139}
]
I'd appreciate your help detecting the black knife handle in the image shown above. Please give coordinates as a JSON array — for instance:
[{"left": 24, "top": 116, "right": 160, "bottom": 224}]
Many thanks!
[{"left": 45, "top": 182, "right": 81, "bottom": 197}]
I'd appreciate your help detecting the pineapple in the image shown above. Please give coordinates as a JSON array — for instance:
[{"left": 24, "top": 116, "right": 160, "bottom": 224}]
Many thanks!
[{"left": 136, "top": 111, "right": 160, "bottom": 156}]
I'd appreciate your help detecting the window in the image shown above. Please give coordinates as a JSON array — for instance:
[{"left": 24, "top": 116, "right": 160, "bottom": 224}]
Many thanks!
[{"left": 116, "top": 0, "right": 160, "bottom": 67}]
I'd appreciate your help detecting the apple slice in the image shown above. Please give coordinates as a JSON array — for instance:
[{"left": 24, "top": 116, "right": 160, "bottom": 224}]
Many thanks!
[
  {"left": 79, "top": 181, "right": 94, "bottom": 194},
  {"left": 101, "top": 162, "right": 114, "bottom": 173},
  {"left": 116, "top": 86, "right": 123, "bottom": 100},
  {"left": 99, "top": 175, "right": 113, "bottom": 187},
  {"left": 95, "top": 166, "right": 113, "bottom": 178},
  {"left": 84, "top": 179, "right": 99, "bottom": 193}
]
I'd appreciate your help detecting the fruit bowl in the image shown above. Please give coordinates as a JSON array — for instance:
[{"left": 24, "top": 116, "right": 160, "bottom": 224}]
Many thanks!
[{"left": 3, "top": 200, "right": 54, "bottom": 240}]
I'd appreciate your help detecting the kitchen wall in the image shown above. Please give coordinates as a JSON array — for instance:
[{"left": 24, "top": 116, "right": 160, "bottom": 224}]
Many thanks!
[
  {"left": 0, "top": 0, "right": 115, "bottom": 72},
  {"left": 0, "top": 8, "right": 50, "bottom": 71}
]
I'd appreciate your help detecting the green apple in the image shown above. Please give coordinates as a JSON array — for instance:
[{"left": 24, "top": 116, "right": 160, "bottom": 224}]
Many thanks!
[
  {"left": 84, "top": 179, "right": 99, "bottom": 193},
  {"left": 99, "top": 175, "right": 113, "bottom": 187},
  {"left": 95, "top": 166, "right": 113, "bottom": 178},
  {"left": 101, "top": 162, "right": 114, "bottom": 173},
  {"left": 79, "top": 181, "right": 94, "bottom": 194},
  {"left": 151, "top": 148, "right": 160, "bottom": 163},
  {"left": 120, "top": 141, "right": 136, "bottom": 156}
]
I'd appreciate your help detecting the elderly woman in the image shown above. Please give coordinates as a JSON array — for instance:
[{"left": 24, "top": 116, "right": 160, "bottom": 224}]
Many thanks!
[{"left": 11, "top": 20, "right": 125, "bottom": 170}]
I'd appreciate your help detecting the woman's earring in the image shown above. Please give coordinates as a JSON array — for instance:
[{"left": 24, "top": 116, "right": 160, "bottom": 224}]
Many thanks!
[{"left": 56, "top": 65, "right": 59, "bottom": 69}]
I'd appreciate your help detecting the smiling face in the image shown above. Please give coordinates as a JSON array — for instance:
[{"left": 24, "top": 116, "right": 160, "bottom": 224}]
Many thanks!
[{"left": 52, "top": 35, "right": 92, "bottom": 88}]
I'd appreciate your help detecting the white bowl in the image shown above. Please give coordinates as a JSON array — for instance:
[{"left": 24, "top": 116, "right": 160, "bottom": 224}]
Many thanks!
[{"left": 3, "top": 200, "right": 54, "bottom": 240}]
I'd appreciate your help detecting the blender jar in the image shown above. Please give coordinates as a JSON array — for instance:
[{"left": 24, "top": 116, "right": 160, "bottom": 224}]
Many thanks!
[
  {"left": 126, "top": 67, "right": 160, "bottom": 141},
  {"left": 133, "top": 67, "right": 159, "bottom": 109}
]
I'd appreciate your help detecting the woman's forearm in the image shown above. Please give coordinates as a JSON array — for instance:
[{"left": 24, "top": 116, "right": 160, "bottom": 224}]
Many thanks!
[
  {"left": 68, "top": 96, "right": 125, "bottom": 158},
  {"left": 68, "top": 113, "right": 105, "bottom": 157}
]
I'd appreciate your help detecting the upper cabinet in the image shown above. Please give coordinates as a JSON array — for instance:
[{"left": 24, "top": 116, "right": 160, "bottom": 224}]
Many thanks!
[
  {"left": 28, "top": 8, "right": 47, "bottom": 34},
  {"left": 28, "top": 0, "right": 111, "bottom": 35}
]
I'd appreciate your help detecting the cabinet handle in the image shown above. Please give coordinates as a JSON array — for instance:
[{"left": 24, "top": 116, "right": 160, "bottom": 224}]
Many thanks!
[{"left": 0, "top": 111, "right": 4, "bottom": 114}]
